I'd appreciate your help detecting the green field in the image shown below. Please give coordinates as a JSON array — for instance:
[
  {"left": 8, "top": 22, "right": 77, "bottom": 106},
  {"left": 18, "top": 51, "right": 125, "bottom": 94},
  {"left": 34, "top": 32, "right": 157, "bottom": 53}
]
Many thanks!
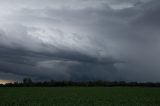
[{"left": 0, "top": 87, "right": 160, "bottom": 106}]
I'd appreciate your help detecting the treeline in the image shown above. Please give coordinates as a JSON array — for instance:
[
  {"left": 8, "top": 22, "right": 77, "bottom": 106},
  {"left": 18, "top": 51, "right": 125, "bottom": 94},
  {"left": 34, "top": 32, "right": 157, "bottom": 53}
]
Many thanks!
[{"left": 1, "top": 78, "right": 160, "bottom": 87}]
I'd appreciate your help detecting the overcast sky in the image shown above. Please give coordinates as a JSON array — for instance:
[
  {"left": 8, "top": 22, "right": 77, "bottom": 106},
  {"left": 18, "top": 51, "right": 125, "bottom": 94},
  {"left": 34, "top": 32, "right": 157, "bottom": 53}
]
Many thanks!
[{"left": 0, "top": 0, "right": 160, "bottom": 82}]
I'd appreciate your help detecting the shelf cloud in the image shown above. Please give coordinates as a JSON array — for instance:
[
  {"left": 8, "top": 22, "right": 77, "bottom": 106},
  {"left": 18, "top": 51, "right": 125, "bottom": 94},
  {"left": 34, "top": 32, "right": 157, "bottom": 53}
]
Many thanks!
[{"left": 0, "top": 0, "right": 159, "bottom": 82}]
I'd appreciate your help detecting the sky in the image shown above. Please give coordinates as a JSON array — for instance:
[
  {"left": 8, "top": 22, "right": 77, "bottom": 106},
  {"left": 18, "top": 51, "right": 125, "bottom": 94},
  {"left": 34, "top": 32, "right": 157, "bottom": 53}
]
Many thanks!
[{"left": 0, "top": 0, "right": 160, "bottom": 82}]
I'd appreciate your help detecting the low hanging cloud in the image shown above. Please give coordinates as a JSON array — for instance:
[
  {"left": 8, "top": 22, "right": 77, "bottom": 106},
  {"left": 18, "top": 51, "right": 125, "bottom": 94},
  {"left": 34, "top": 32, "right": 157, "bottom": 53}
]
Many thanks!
[{"left": 0, "top": 0, "right": 159, "bottom": 82}]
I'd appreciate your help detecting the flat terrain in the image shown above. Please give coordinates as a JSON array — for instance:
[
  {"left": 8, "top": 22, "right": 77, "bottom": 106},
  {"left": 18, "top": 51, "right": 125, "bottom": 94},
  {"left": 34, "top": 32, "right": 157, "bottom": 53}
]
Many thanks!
[{"left": 0, "top": 87, "right": 160, "bottom": 106}]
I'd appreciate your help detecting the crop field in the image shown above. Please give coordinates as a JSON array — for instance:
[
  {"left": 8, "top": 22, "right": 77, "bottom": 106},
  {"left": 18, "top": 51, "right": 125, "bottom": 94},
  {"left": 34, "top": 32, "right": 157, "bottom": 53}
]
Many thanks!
[{"left": 0, "top": 87, "right": 160, "bottom": 106}]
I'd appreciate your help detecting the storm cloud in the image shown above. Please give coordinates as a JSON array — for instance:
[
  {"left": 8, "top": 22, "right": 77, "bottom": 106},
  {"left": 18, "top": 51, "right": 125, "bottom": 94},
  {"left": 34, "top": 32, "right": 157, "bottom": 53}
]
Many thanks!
[{"left": 0, "top": 0, "right": 159, "bottom": 82}]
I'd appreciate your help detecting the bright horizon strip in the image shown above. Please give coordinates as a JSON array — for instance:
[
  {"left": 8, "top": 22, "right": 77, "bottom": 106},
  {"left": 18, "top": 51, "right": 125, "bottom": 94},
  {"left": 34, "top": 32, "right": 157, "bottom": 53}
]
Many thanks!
[{"left": 0, "top": 80, "right": 14, "bottom": 84}]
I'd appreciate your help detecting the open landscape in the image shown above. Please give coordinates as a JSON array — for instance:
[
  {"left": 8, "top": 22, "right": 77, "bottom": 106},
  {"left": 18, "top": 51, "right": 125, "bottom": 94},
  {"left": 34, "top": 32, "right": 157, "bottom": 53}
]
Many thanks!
[
  {"left": 0, "top": 87, "right": 160, "bottom": 106},
  {"left": 0, "top": 0, "right": 160, "bottom": 105}
]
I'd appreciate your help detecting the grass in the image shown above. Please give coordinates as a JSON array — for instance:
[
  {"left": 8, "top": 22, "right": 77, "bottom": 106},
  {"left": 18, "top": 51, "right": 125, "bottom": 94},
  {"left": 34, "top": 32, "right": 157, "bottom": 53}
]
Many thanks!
[{"left": 0, "top": 87, "right": 160, "bottom": 106}]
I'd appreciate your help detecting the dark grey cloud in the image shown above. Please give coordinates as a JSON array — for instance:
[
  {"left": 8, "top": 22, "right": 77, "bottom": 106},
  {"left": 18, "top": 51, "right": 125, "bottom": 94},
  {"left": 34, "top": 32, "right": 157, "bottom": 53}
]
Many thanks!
[{"left": 0, "top": 0, "right": 159, "bottom": 82}]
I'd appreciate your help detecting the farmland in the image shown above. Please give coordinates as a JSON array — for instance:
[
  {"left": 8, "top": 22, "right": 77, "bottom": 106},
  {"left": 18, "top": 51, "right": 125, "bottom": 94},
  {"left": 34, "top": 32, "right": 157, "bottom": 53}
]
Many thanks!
[{"left": 0, "top": 87, "right": 160, "bottom": 106}]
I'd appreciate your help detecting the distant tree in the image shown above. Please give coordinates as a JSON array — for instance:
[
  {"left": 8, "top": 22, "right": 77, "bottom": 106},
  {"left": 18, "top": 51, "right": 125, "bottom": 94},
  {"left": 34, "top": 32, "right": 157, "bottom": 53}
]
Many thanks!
[
  {"left": 23, "top": 78, "right": 32, "bottom": 85},
  {"left": 0, "top": 84, "right": 3, "bottom": 87}
]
